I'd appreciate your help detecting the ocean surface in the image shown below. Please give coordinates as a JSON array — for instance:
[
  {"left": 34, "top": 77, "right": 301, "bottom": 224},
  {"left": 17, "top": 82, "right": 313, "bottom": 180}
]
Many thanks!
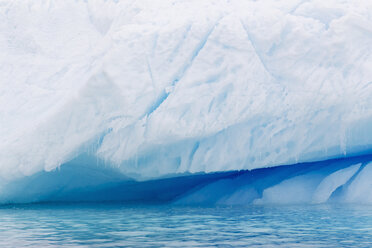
[{"left": 0, "top": 203, "right": 372, "bottom": 247}]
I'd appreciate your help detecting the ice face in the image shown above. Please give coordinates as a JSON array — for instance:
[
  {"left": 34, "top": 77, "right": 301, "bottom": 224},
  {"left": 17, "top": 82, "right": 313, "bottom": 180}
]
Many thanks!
[
  {"left": 1, "top": 0, "right": 372, "bottom": 186},
  {"left": 312, "top": 163, "right": 361, "bottom": 203},
  {"left": 1, "top": 154, "right": 371, "bottom": 204},
  {"left": 343, "top": 162, "right": 372, "bottom": 203}
]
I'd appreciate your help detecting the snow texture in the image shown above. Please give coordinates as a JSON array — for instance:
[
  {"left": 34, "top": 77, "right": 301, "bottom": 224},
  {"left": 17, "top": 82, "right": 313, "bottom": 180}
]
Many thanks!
[{"left": 1, "top": 0, "right": 372, "bottom": 198}]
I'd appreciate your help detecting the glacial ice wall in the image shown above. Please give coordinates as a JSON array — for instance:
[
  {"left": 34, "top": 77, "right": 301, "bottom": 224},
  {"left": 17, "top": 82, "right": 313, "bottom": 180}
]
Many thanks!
[{"left": 1, "top": 0, "right": 372, "bottom": 185}]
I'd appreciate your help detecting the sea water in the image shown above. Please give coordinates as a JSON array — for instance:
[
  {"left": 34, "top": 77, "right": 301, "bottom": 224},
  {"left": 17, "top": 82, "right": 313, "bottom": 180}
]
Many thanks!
[{"left": 0, "top": 203, "right": 372, "bottom": 247}]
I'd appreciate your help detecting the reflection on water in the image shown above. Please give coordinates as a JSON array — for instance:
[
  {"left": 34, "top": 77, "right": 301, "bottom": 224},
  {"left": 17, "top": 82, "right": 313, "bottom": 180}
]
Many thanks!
[{"left": 0, "top": 203, "right": 372, "bottom": 247}]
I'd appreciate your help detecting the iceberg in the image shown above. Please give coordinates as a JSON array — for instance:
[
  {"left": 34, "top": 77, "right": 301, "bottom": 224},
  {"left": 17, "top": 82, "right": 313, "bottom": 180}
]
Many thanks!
[{"left": 0, "top": 0, "right": 371, "bottom": 203}]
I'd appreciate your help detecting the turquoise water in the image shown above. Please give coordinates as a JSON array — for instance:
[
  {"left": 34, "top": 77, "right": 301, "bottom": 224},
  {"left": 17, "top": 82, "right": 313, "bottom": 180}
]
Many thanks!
[{"left": 1, "top": 204, "right": 372, "bottom": 247}]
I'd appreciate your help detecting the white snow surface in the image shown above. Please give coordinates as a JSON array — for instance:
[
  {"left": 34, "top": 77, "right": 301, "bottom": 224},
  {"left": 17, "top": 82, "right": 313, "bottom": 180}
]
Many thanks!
[{"left": 1, "top": 0, "right": 372, "bottom": 181}]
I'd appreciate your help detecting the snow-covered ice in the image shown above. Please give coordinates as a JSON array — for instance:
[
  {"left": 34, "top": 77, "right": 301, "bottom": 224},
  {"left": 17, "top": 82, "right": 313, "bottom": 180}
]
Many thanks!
[{"left": 0, "top": 0, "right": 372, "bottom": 203}]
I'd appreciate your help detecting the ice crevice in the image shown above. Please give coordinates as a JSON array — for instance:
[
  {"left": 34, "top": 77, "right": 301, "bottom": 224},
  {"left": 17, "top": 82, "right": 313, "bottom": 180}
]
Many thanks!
[
  {"left": 239, "top": 19, "right": 276, "bottom": 82},
  {"left": 170, "top": 18, "right": 222, "bottom": 86},
  {"left": 144, "top": 18, "right": 221, "bottom": 118}
]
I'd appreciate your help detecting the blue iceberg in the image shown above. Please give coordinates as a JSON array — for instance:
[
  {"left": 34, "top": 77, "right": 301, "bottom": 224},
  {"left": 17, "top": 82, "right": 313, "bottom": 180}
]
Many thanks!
[{"left": 0, "top": 0, "right": 371, "bottom": 204}]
